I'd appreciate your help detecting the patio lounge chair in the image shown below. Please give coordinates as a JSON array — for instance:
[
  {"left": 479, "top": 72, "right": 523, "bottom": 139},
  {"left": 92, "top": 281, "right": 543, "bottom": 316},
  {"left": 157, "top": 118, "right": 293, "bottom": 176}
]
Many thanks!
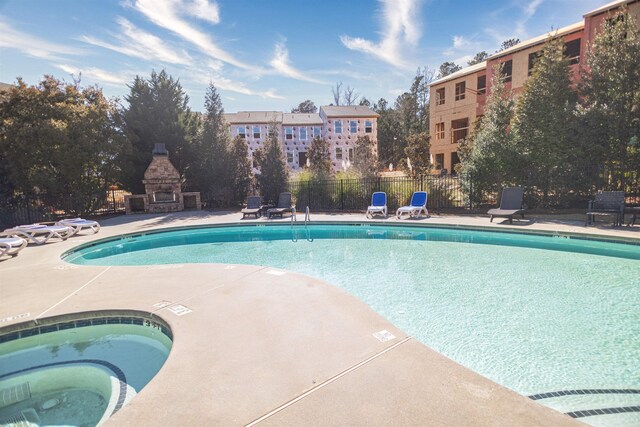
[
  {"left": 1, "top": 224, "right": 73, "bottom": 245},
  {"left": 487, "top": 187, "right": 526, "bottom": 224},
  {"left": 0, "top": 236, "right": 28, "bottom": 257},
  {"left": 267, "top": 192, "right": 294, "bottom": 219},
  {"left": 366, "top": 192, "right": 388, "bottom": 218},
  {"left": 585, "top": 191, "right": 625, "bottom": 227},
  {"left": 396, "top": 191, "right": 429, "bottom": 219},
  {"left": 56, "top": 218, "right": 101, "bottom": 235},
  {"left": 241, "top": 196, "right": 263, "bottom": 218}
]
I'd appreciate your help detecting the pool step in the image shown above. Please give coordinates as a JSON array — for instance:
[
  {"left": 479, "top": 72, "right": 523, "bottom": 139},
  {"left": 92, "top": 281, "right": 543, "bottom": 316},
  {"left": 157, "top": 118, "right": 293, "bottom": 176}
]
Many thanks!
[
  {"left": 0, "top": 382, "right": 31, "bottom": 406},
  {"left": 0, "top": 408, "right": 41, "bottom": 427}
]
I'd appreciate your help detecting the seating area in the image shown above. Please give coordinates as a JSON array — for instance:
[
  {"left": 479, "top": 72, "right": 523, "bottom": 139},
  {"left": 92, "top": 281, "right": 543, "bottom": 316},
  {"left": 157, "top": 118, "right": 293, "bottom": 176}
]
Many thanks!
[
  {"left": 487, "top": 187, "right": 527, "bottom": 224},
  {"left": 0, "top": 218, "right": 101, "bottom": 259},
  {"left": 396, "top": 192, "right": 429, "bottom": 220},
  {"left": 366, "top": 192, "right": 388, "bottom": 218},
  {"left": 586, "top": 191, "right": 625, "bottom": 227}
]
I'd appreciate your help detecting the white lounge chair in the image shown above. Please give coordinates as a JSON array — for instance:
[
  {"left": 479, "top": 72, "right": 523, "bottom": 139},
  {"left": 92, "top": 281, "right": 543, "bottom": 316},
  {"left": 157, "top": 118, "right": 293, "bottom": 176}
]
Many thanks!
[
  {"left": 0, "top": 236, "right": 28, "bottom": 257},
  {"left": 56, "top": 218, "right": 101, "bottom": 235},
  {"left": 396, "top": 191, "right": 429, "bottom": 219},
  {"left": 1, "top": 224, "right": 73, "bottom": 245},
  {"left": 366, "top": 192, "right": 388, "bottom": 218}
]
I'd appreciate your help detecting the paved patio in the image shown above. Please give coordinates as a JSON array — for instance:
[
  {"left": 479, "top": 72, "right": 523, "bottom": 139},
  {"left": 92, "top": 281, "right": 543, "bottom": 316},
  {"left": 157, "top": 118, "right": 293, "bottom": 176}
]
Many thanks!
[{"left": 2, "top": 210, "right": 638, "bottom": 426}]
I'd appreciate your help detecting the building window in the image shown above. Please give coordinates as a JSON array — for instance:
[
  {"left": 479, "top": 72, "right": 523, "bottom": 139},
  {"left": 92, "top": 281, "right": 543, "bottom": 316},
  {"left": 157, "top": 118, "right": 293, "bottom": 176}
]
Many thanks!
[
  {"left": 252, "top": 126, "right": 260, "bottom": 139},
  {"left": 455, "top": 82, "right": 466, "bottom": 101},
  {"left": 500, "top": 60, "right": 512, "bottom": 83},
  {"left": 287, "top": 152, "right": 294, "bottom": 163},
  {"left": 365, "top": 120, "right": 372, "bottom": 133},
  {"left": 334, "top": 120, "right": 343, "bottom": 134},
  {"left": 564, "top": 38, "right": 581, "bottom": 65},
  {"left": 435, "top": 153, "right": 444, "bottom": 170},
  {"left": 299, "top": 127, "right": 307, "bottom": 140},
  {"left": 285, "top": 127, "right": 293, "bottom": 140},
  {"left": 477, "top": 75, "right": 486, "bottom": 94},
  {"left": 348, "top": 148, "right": 354, "bottom": 160},
  {"left": 335, "top": 147, "right": 343, "bottom": 160},
  {"left": 238, "top": 126, "right": 247, "bottom": 139},
  {"left": 313, "top": 126, "right": 321, "bottom": 138},
  {"left": 436, "top": 88, "right": 445, "bottom": 105},
  {"left": 528, "top": 51, "right": 542, "bottom": 76},
  {"left": 349, "top": 120, "right": 357, "bottom": 133},
  {"left": 435, "top": 122, "right": 445, "bottom": 140},
  {"left": 451, "top": 118, "right": 469, "bottom": 144}
]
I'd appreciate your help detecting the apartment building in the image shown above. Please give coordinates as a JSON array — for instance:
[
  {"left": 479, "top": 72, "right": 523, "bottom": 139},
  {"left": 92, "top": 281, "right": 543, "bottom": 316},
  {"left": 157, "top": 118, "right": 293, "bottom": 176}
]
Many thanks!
[
  {"left": 429, "top": 0, "right": 640, "bottom": 174},
  {"left": 224, "top": 105, "right": 379, "bottom": 172}
]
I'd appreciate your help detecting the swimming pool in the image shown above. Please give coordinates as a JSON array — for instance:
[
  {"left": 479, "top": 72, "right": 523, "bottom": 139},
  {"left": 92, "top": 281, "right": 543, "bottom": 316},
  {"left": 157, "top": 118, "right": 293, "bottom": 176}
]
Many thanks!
[
  {"left": 0, "top": 312, "right": 172, "bottom": 426},
  {"left": 64, "top": 223, "right": 640, "bottom": 426}
]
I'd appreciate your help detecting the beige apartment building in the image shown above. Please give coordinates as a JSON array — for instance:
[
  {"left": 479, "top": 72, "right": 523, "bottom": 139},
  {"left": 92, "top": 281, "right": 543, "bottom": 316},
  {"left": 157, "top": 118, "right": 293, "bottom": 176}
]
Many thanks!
[
  {"left": 429, "top": 0, "right": 640, "bottom": 174},
  {"left": 224, "top": 105, "right": 379, "bottom": 173}
]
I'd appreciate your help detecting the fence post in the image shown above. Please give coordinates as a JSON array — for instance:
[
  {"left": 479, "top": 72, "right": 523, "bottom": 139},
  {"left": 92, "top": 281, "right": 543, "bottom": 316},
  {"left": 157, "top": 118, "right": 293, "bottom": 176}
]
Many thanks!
[
  {"left": 112, "top": 188, "right": 117, "bottom": 214},
  {"left": 340, "top": 180, "right": 344, "bottom": 211},
  {"left": 469, "top": 173, "right": 474, "bottom": 210},
  {"left": 26, "top": 194, "right": 32, "bottom": 224},
  {"left": 307, "top": 181, "right": 311, "bottom": 208}
]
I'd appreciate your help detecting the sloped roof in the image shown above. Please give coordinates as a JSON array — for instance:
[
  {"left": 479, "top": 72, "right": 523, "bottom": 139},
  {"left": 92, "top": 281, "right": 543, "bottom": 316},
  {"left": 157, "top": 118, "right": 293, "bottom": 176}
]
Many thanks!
[
  {"left": 320, "top": 105, "right": 379, "bottom": 118},
  {"left": 430, "top": 61, "right": 487, "bottom": 86},
  {"left": 488, "top": 21, "right": 584, "bottom": 60},
  {"left": 282, "top": 113, "right": 323, "bottom": 125},
  {"left": 223, "top": 111, "right": 283, "bottom": 124},
  {"left": 584, "top": 0, "right": 633, "bottom": 17}
]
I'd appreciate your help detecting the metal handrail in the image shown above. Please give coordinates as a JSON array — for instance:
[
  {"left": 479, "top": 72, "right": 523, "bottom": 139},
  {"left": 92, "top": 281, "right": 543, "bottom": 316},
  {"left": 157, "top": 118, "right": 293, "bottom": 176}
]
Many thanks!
[
  {"left": 304, "top": 206, "right": 310, "bottom": 225},
  {"left": 291, "top": 207, "right": 296, "bottom": 225}
]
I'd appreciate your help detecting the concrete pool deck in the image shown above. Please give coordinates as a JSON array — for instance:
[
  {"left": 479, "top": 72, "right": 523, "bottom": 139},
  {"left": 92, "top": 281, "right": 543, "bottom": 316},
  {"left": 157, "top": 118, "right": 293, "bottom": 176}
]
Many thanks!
[{"left": 2, "top": 211, "right": 638, "bottom": 425}]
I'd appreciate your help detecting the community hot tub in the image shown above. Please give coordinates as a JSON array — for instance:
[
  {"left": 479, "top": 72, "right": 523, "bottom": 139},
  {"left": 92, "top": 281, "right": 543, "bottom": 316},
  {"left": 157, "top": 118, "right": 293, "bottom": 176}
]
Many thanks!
[{"left": 0, "top": 311, "right": 172, "bottom": 426}]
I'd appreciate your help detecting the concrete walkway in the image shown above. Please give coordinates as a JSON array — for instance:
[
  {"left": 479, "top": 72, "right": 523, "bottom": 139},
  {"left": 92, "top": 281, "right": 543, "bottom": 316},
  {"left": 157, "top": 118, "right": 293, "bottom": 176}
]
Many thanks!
[{"left": 2, "top": 210, "right": 637, "bottom": 425}]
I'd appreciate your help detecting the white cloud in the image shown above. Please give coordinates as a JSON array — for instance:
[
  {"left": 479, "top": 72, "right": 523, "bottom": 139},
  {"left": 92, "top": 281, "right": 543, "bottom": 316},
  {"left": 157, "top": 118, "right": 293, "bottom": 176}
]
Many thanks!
[
  {"left": 183, "top": 65, "right": 284, "bottom": 99},
  {"left": 81, "top": 17, "right": 191, "bottom": 65},
  {"left": 453, "top": 35, "right": 469, "bottom": 49},
  {"left": 0, "top": 19, "right": 82, "bottom": 60},
  {"left": 341, "top": 0, "right": 422, "bottom": 69},
  {"left": 131, "top": 0, "right": 253, "bottom": 70},
  {"left": 269, "top": 42, "right": 326, "bottom": 84},
  {"left": 55, "top": 64, "right": 132, "bottom": 86},
  {"left": 185, "top": 0, "right": 220, "bottom": 24}
]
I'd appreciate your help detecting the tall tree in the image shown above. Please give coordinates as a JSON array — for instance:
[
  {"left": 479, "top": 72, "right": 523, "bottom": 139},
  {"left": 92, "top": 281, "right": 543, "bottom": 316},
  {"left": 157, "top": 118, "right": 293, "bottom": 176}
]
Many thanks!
[
  {"left": 352, "top": 136, "right": 377, "bottom": 177},
  {"left": 468, "top": 51, "right": 489, "bottom": 65},
  {"left": 291, "top": 100, "right": 317, "bottom": 113},
  {"left": 186, "top": 83, "right": 231, "bottom": 204},
  {"left": 122, "top": 70, "right": 196, "bottom": 193},
  {"left": 404, "top": 132, "right": 431, "bottom": 176},
  {"left": 0, "top": 76, "right": 129, "bottom": 214},
  {"left": 343, "top": 85, "right": 359, "bottom": 105},
  {"left": 228, "top": 135, "right": 253, "bottom": 206},
  {"left": 255, "top": 121, "right": 288, "bottom": 204},
  {"left": 459, "top": 65, "right": 518, "bottom": 200},
  {"left": 331, "top": 81, "right": 343, "bottom": 106},
  {"left": 512, "top": 36, "right": 578, "bottom": 205},
  {"left": 437, "top": 61, "right": 462, "bottom": 78},
  {"left": 375, "top": 98, "right": 403, "bottom": 168},
  {"left": 579, "top": 8, "right": 640, "bottom": 185},
  {"left": 307, "top": 136, "right": 332, "bottom": 178}
]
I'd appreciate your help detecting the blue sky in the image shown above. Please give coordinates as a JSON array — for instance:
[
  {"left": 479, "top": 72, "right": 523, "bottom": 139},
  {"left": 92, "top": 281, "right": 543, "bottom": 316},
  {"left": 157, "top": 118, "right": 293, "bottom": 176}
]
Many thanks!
[{"left": 0, "top": 0, "right": 608, "bottom": 112}]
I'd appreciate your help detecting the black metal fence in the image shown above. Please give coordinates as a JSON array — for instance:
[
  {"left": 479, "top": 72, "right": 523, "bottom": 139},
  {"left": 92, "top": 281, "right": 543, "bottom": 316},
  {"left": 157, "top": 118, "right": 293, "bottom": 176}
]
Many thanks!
[
  {"left": 0, "top": 189, "right": 128, "bottom": 230},
  {"left": 287, "top": 175, "right": 468, "bottom": 212}
]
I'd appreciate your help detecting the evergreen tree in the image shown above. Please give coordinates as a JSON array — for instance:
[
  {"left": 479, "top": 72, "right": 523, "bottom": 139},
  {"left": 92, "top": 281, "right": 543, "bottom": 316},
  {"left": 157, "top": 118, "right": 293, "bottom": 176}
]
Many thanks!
[
  {"left": 468, "top": 51, "right": 489, "bottom": 65},
  {"left": 255, "top": 122, "right": 288, "bottom": 204},
  {"left": 374, "top": 98, "right": 403, "bottom": 168},
  {"left": 228, "top": 135, "right": 253, "bottom": 206},
  {"left": 404, "top": 132, "right": 431, "bottom": 176},
  {"left": 496, "top": 38, "right": 520, "bottom": 52},
  {"left": 187, "top": 83, "right": 231, "bottom": 205},
  {"left": 437, "top": 62, "right": 462, "bottom": 78},
  {"left": 122, "top": 70, "right": 196, "bottom": 193},
  {"left": 291, "top": 100, "right": 317, "bottom": 113},
  {"left": 352, "top": 136, "right": 377, "bottom": 177},
  {"left": 579, "top": 8, "right": 640, "bottom": 185},
  {"left": 512, "top": 36, "right": 578, "bottom": 205},
  {"left": 459, "top": 65, "right": 518, "bottom": 202},
  {"left": 307, "top": 136, "right": 332, "bottom": 178}
]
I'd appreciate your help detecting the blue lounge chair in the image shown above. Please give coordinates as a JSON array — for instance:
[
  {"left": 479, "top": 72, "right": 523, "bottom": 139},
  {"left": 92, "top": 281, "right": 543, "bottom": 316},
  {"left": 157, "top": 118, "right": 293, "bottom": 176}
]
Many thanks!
[
  {"left": 366, "top": 192, "right": 388, "bottom": 218},
  {"left": 396, "top": 191, "right": 428, "bottom": 219}
]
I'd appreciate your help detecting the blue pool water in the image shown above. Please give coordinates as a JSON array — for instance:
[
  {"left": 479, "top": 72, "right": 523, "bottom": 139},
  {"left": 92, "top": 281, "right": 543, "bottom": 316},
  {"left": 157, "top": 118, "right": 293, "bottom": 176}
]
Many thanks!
[
  {"left": 0, "top": 314, "right": 172, "bottom": 426},
  {"left": 64, "top": 224, "right": 640, "bottom": 425}
]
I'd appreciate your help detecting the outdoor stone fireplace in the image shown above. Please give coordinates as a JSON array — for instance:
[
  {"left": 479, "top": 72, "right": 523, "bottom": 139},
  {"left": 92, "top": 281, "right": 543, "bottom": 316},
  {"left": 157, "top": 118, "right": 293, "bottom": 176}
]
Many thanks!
[{"left": 124, "top": 144, "right": 200, "bottom": 214}]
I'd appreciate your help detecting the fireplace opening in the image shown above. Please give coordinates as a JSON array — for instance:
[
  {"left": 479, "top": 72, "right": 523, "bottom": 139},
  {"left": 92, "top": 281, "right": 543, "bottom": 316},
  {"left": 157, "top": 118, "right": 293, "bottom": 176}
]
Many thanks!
[{"left": 153, "top": 191, "right": 176, "bottom": 203}]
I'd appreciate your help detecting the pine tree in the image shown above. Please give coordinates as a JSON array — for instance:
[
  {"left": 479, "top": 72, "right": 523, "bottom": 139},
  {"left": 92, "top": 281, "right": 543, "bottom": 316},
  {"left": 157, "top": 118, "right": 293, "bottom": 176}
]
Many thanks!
[
  {"left": 307, "top": 136, "right": 332, "bottom": 179},
  {"left": 579, "top": 8, "right": 640, "bottom": 185},
  {"left": 512, "top": 36, "right": 578, "bottom": 205},
  {"left": 255, "top": 122, "right": 288, "bottom": 204},
  {"left": 459, "top": 64, "right": 518, "bottom": 201},
  {"left": 228, "top": 135, "right": 253, "bottom": 206},
  {"left": 404, "top": 132, "right": 431, "bottom": 176},
  {"left": 352, "top": 136, "right": 377, "bottom": 177}
]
